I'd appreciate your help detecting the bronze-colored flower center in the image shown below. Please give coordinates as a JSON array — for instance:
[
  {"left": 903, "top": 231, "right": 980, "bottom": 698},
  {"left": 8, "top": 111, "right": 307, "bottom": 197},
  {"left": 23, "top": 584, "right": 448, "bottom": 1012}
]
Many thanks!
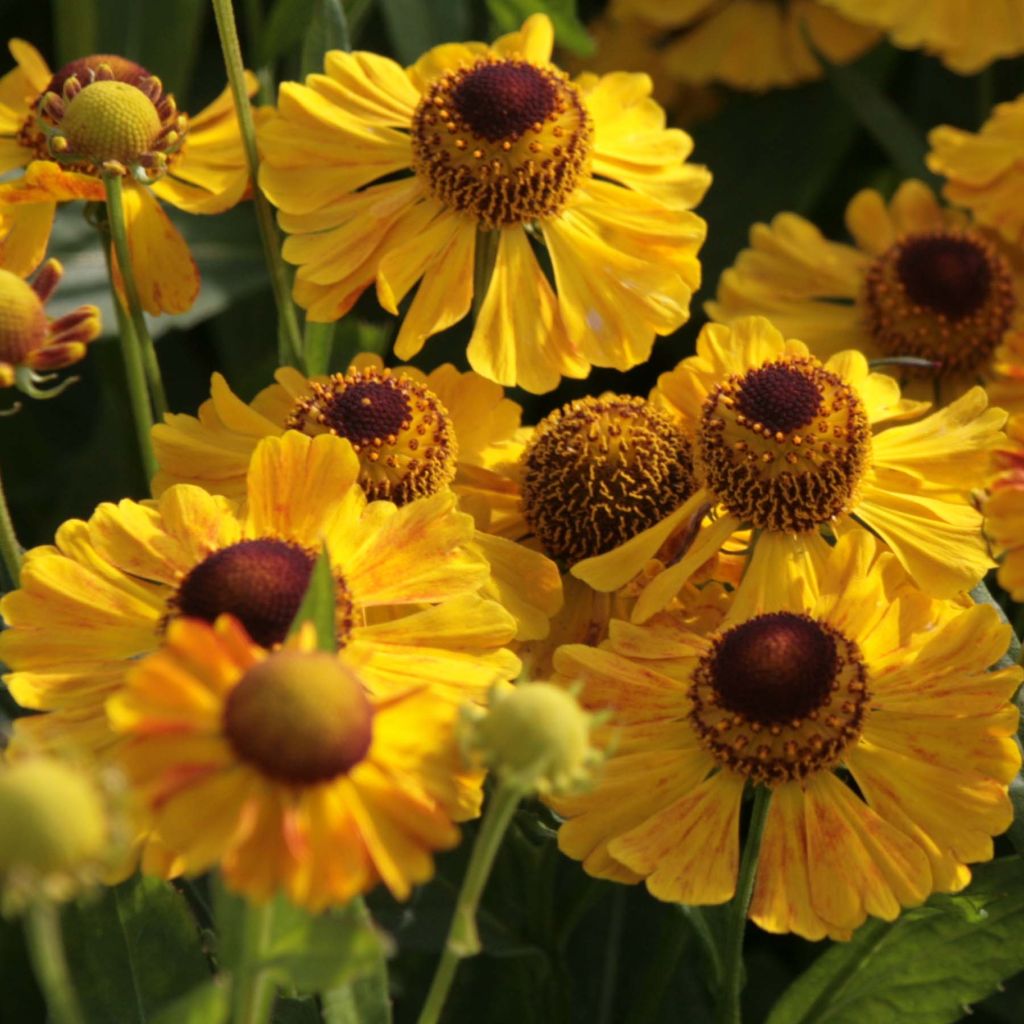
[
  {"left": 696, "top": 357, "right": 870, "bottom": 533},
  {"left": 410, "top": 58, "right": 592, "bottom": 228},
  {"left": 689, "top": 612, "right": 869, "bottom": 785},
  {"left": 172, "top": 539, "right": 353, "bottom": 648},
  {"left": 286, "top": 367, "right": 458, "bottom": 505},
  {"left": 223, "top": 652, "right": 373, "bottom": 784},
  {"left": 520, "top": 395, "right": 697, "bottom": 565},
  {"left": 861, "top": 229, "right": 1016, "bottom": 376}
]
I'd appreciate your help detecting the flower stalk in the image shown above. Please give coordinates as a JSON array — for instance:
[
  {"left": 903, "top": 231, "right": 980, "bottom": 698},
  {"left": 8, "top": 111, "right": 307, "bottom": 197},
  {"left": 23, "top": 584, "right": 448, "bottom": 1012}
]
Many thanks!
[
  {"left": 718, "top": 785, "right": 772, "bottom": 1024},
  {"left": 231, "top": 896, "right": 277, "bottom": 1024},
  {"left": 210, "top": 0, "right": 303, "bottom": 369},
  {"left": 416, "top": 780, "right": 523, "bottom": 1024},
  {"left": 24, "top": 901, "right": 86, "bottom": 1024},
  {"left": 0, "top": 459, "right": 22, "bottom": 587},
  {"left": 98, "top": 177, "right": 158, "bottom": 482}
]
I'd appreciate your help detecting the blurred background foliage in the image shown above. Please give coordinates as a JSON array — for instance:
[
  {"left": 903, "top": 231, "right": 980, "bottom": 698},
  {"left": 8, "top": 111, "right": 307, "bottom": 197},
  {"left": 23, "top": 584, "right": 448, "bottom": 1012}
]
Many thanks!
[{"left": 2, "top": 0, "right": 1024, "bottom": 1021}]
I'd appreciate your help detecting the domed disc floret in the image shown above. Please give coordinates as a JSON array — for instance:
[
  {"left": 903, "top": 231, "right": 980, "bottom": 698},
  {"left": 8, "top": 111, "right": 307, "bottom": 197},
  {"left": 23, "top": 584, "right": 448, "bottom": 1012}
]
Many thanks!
[
  {"left": 410, "top": 57, "right": 593, "bottom": 228},
  {"left": 695, "top": 357, "right": 870, "bottom": 533},
  {"left": 170, "top": 538, "right": 354, "bottom": 648},
  {"left": 520, "top": 395, "right": 697, "bottom": 565},
  {"left": 861, "top": 229, "right": 1015, "bottom": 376},
  {"left": 689, "top": 612, "right": 869, "bottom": 785},
  {"left": 286, "top": 367, "right": 458, "bottom": 505},
  {"left": 224, "top": 652, "right": 374, "bottom": 784}
]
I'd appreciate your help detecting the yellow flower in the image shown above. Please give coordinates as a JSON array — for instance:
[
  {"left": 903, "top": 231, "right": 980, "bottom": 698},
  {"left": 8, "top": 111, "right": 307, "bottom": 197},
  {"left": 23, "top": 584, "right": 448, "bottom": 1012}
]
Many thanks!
[
  {"left": 708, "top": 180, "right": 1024, "bottom": 405},
  {"left": 0, "top": 430, "right": 519, "bottom": 764},
  {"left": 609, "top": 0, "right": 879, "bottom": 91},
  {"left": 929, "top": 95, "right": 1024, "bottom": 248},
  {"left": 0, "top": 40, "right": 254, "bottom": 313},
  {"left": 150, "top": 355, "right": 562, "bottom": 641},
  {"left": 574, "top": 316, "right": 1004, "bottom": 617},
  {"left": 257, "top": 14, "right": 710, "bottom": 393},
  {"left": 986, "top": 412, "right": 1024, "bottom": 599},
  {"left": 0, "top": 257, "right": 99, "bottom": 394},
  {"left": 109, "top": 614, "right": 472, "bottom": 909},
  {"left": 819, "top": 0, "right": 1024, "bottom": 74},
  {"left": 551, "top": 531, "right": 1021, "bottom": 941}
]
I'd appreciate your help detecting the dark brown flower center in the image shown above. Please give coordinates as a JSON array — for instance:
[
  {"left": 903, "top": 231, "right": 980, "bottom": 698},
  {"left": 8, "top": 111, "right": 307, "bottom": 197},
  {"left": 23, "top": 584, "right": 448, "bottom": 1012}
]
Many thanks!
[
  {"left": 410, "top": 57, "right": 592, "bottom": 228},
  {"left": 734, "top": 363, "right": 823, "bottom": 435},
  {"left": 711, "top": 613, "right": 836, "bottom": 723},
  {"left": 224, "top": 652, "right": 374, "bottom": 784},
  {"left": 174, "top": 539, "right": 314, "bottom": 648},
  {"left": 286, "top": 368, "right": 457, "bottom": 505},
  {"left": 450, "top": 61, "right": 558, "bottom": 142},
  {"left": 520, "top": 395, "right": 697, "bottom": 565},
  {"left": 861, "top": 229, "right": 1016, "bottom": 377},
  {"left": 689, "top": 613, "right": 870, "bottom": 785},
  {"left": 696, "top": 357, "right": 870, "bottom": 533}
]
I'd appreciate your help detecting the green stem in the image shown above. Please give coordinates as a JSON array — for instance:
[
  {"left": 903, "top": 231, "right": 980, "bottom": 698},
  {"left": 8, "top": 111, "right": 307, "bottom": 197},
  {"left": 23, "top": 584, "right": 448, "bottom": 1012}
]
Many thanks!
[
  {"left": 24, "top": 902, "right": 86, "bottom": 1024},
  {"left": 98, "top": 180, "right": 157, "bottom": 483},
  {"left": 231, "top": 898, "right": 277, "bottom": 1024},
  {"left": 303, "top": 320, "right": 336, "bottom": 377},
  {"left": 211, "top": 0, "right": 303, "bottom": 368},
  {"left": 678, "top": 904, "right": 724, "bottom": 992},
  {"left": 416, "top": 782, "right": 523, "bottom": 1024},
  {"left": 718, "top": 786, "right": 772, "bottom": 1024},
  {"left": 471, "top": 228, "right": 500, "bottom": 323},
  {"left": 101, "top": 174, "right": 167, "bottom": 421},
  {"left": 0, "top": 459, "right": 22, "bottom": 588}
]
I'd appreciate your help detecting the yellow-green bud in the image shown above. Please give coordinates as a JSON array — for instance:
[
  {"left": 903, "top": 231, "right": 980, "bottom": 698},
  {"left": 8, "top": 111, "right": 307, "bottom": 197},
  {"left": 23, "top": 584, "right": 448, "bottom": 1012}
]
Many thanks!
[
  {"left": 0, "top": 758, "right": 109, "bottom": 912},
  {"left": 461, "top": 683, "right": 603, "bottom": 797}
]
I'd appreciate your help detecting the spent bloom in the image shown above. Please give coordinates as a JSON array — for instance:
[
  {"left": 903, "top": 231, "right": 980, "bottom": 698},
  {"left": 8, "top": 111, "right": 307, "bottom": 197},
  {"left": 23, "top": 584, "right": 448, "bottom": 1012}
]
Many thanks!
[
  {"left": 0, "top": 258, "right": 99, "bottom": 397},
  {"left": 257, "top": 14, "right": 710, "bottom": 393},
  {"left": 0, "top": 39, "right": 253, "bottom": 313}
]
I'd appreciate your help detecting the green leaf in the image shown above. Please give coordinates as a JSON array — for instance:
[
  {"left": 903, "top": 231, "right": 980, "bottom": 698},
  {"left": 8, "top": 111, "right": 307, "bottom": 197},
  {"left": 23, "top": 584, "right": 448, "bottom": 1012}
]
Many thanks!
[
  {"left": 301, "top": 0, "right": 352, "bottom": 76},
  {"left": 52, "top": 0, "right": 99, "bottom": 65},
  {"left": 485, "top": 0, "right": 594, "bottom": 56},
  {"left": 287, "top": 542, "right": 337, "bottom": 652},
  {"left": 766, "top": 857, "right": 1024, "bottom": 1024},
  {"left": 321, "top": 944, "right": 392, "bottom": 1024},
  {"left": 261, "top": 0, "right": 318, "bottom": 66},
  {"left": 61, "top": 875, "right": 211, "bottom": 1024},
  {"left": 150, "top": 980, "right": 230, "bottom": 1024},
  {"left": 377, "top": 0, "right": 471, "bottom": 65},
  {"left": 274, "top": 995, "right": 323, "bottom": 1023},
  {"left": 806, "top": 36, "right": 938, "bottom": 186},
  {"left": 215, "top": 882, "right": 389, "bottom": 996}
]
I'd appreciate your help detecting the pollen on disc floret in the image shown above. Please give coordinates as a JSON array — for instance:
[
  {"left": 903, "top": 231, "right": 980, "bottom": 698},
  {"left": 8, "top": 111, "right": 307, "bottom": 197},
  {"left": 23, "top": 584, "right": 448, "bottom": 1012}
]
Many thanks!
[
  {"left": 286, "top": 367, "right": 458, "bottom": 505},
  {"left": 696, "top": 357, "right": 871, "bottom": 533},
  {"left": 410, "top": 56, "right": 593, "bottom": 229}
]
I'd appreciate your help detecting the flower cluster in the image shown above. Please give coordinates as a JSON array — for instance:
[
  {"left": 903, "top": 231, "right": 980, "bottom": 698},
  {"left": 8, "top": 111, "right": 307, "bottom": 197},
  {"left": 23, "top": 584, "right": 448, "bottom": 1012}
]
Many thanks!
[{"left": 0, "top": 6, "right": 1022, "bottom": 987}]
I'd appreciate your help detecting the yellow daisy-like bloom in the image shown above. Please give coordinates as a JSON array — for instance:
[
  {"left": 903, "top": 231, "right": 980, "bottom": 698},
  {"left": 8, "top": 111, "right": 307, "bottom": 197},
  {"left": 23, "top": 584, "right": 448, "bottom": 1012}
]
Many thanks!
[
  {"left": 609, "top": 0, "right": 879, "bottom": 91},
  {"left": 985, "top": 412, "right": 1024, "bottom": 599},
  {"left": 257, "top": 14, "right": 710, "bottom": 393},
  {"left": 0, "top": 429, "right": 519, "bottom": 763},
  {"left": 819, "top": 0, "right": 1024, "bottom": 74},
  {"left": 551, "top": 531, "right": 1021, "bottom": 941},
  {"left": 708, "top": 180, "right": 1024, "bottom": 404},
  {"left": 109, "top": 614, "right": 472, "bottom": 909},
  {"left": 0, "top": 257, "right": 99, "bottom": 393},
  {"left": 0, "top": 40, "right": 253, "bottom": 313},
  {"left": 150, "top": 355, "right": 562, "bottom": 641},
  {"left": 574, "top": 316, "right": 1004, "bottom": 619},
  {"left": 928, "top": 96, "right": 1024, "bottom": 248}
]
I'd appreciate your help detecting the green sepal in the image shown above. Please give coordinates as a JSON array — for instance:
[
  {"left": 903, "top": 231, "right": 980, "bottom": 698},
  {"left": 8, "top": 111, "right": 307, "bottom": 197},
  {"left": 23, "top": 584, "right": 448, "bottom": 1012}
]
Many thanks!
[{"left": 286, "top": 542, "right": 337, "bottom": 653}]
